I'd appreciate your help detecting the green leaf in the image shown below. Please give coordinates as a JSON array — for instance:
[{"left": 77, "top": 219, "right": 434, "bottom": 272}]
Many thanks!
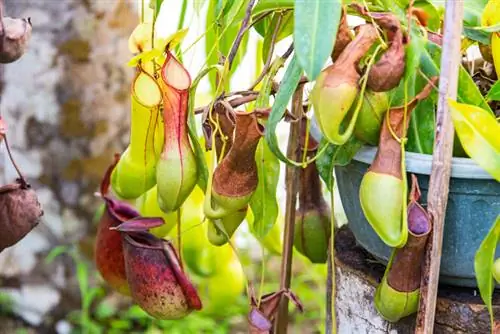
[
  {"left": 316, "top": 142, "right": 335, "bottom": 192},
  {"left": 448, "top": 99, "right": 500, "bottom": 181},
  {"left": 475, "top": 214, "right": 500, "bottom": 330},
  {"left": 188, "top": 65, "right": 223, "bottom": 193},
  {"left": 486, "top": 80, "right": 500, "bottom": 101},
  {"left": 405, "top": 32, "right": 424, "bottom": 97},
  {"left": 413, "top": 0, "right": 441, "bottom": 32},
  {"left": 463, "top": 26, "right": 491, "bottom": 45},
  {"left": 316, "top": 137, "right": 362, "bottom": 191},
  {"left": 468, "top": 21, "right": 500, "bottom": 33},
  {"left": 406, "top": 93, "right": 436, "bottom": 154},
  {"left": 250, "top": 140, "right": 280, "bottom": 238},
  {"left": 463, "top": 0, "right": 488, "bottom": 27},
  {"left": 253, "top": 0, "right": 294, "bottom": 16},
  {"left": 188, "top": 115, "right": 208, "bottom": 192},
  {"left": 95, "top": 302, "right": 117, "bottom": 320},
  {"left": 376, "top": 0, "right": 407, "bottom": 20},
  {"left": 430, "top": 0, "right": 489, "bottom": 42},
  {"left": 293, "top": 0, "right": 341, "bottom": 80},
  {"left": 45, "top": 245, "right": 69, "bottom": 264},
  {"left": 76, "top": 261, "right": 89, "bottom": 298},
  {"left": 406, "top": 67, "right": 438, "bottom": 154},
  {"left": 457, "top": 68, "right": 494, "bottom": 113},
  {"left": 265, "top": 54, "right": 303, "bottom": 165}
]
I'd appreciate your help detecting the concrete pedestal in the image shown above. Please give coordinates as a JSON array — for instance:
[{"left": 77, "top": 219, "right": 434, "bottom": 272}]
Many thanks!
[{"left": 331, "top": 227, "right": 500, "bottom": 333}]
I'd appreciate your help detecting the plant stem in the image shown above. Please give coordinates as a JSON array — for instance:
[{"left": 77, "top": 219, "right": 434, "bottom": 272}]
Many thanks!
[
  {"left": 177, "top": 209, "right": 183, "bottom": 270},
  {"left": 3, "top": 136, "right": 25, "bottom": 184},
  {"left": 326, "top": 175, "right": 336, "bottom": 334},
  {"left": 249, "top": 13, "right": 283, "bottom": 90},
  {"left": 194, "top": 91, "right": 260, "bottom": 114},
  {"left": 415, "top": 0, "right": 463, "bottom": 333},
  {"left": 274, "top": 85, "right": 303, "bottom": 334},
  {"left": 226, "top": 0, "right": 256, "bottom": 71},
  {"left": 0, "top": 0, "right": 4, "bottom": 39}
]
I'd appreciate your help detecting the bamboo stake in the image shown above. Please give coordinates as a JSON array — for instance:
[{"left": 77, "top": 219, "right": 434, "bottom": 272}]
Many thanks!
[
  {"left": 274, "top": 85, "right": 303, "bottom": 334},
  {"left": 0, "top": 0, "right": 6, "bottom": 185},
  {"left": 415, "top": 1, "right": 463, "bottom": 332}
]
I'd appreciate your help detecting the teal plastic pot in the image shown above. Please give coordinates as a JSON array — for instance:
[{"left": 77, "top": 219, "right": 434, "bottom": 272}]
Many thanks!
[{"left": 335, "top": 146, "right": 500, "bottom": 288}]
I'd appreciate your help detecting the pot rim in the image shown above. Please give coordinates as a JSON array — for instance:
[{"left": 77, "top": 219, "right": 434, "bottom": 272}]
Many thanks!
[
  {"left": 309, "top": 116, "right": 494, "bottom": 180},
  {"left": 353, "top": 146, "right": 493, "bottom": 179}
]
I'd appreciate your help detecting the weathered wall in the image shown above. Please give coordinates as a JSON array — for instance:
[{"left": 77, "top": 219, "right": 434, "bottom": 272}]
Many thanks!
[{"left": 0, "top": 0, "right": 137, "bottom": 329}]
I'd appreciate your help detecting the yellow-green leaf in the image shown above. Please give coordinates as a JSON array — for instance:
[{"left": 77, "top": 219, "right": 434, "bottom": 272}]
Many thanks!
[
  {"left": 475, "top": 214, "right": 500, "bottom": 331},
  {"left": 448, "top": 99, "right": 500, "bottom": 181},
  {"left": 156, "top": 28, "right": 189, "bottom": 51},
  {"left": 127, "top": 49, "right": 162, "bottom": 67}
]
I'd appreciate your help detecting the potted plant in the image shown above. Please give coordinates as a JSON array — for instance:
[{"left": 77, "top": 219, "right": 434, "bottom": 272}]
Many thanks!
[
  {"left": 75, "top": 0, "right": 499, "bottom": 332},
  {"left": 305, "top": 0, "right": 500, "bottom": 327}
]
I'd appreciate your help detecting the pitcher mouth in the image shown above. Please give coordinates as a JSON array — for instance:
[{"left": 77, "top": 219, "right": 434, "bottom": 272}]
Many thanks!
[
  {"left": 123, "top": 231, "right": 164, "bottom": 250},
  {"left": 232, "top": 110, "right": 265, "bottom": 136},
  {"left": 161, "top": 51, "right": 191, "bottom": 92},
  {"left": 106, "top": 198, "right": 140, "bottom": 223},
  {"left": 122, "top": 232, "right": 202, "bottom": 311}
]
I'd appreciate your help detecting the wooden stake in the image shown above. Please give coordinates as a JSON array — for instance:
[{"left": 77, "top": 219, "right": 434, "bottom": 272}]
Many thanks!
[
  {"left": 415, "top": 1, "right": 463, "bottom": 333},
  {"left": 274, "top": 85, "right": 303, "bottom": 334}
]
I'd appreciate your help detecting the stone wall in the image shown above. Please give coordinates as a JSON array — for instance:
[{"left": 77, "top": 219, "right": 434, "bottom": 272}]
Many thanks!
[{"left": 0, "top": 0, "right": 137, "bottom": 330}]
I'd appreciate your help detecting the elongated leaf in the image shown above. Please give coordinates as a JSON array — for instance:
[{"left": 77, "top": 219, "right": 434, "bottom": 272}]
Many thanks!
[
  {"left": 293, "top": 0, "right": 341, "bottom": 80},
  {"left": 407, "top": 95, "right": 436, "bottom": 154},
  {"left": 406, "top": 32, "right": 424, "bottom": 97},
  {"left": 45, "top": 245, "right": 70, "bottom": 264},
  {"left": 316, "top": 143, "right": 336, "bottom": 192},
  {"left": 486, "top": 80, "right": 500, "bottom": 101},
  {"left": 316, "top": 137, "right": 362, "bottom": 191},
  {"left": 250, "top": 140, "right": 280, "bottom": 238},
  {"left": 457, "top": 68, "right": 493, "bottom": 112},
  {"left": 475, "top": 215, "right": 500, "bottom": 330},
  {"left": 463, "top": 26, "right": 491, "bottom": 45},
  {"left": 253, "top": 0, "right": 294, "bottom": 16},
  {"left": 188, "top": 115, "right": 208, "bottom": 192},
  {"left": 407, "top": 67, "right": 438, "bottom": 154},
  {"left": 250, "top": 58, "right": 282, "bottom": 238},
  {"left": 469, "top": 21, "right": 500, "bottom": 33},
  {"left": 448, "top": 100, "right": 500, "bottom": 181},
  {"left": 187, "top": 64, "right": 223, "bottom": 192},
  {"left": 265, "top": 54, "right": 303, "bottom": 165}
]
